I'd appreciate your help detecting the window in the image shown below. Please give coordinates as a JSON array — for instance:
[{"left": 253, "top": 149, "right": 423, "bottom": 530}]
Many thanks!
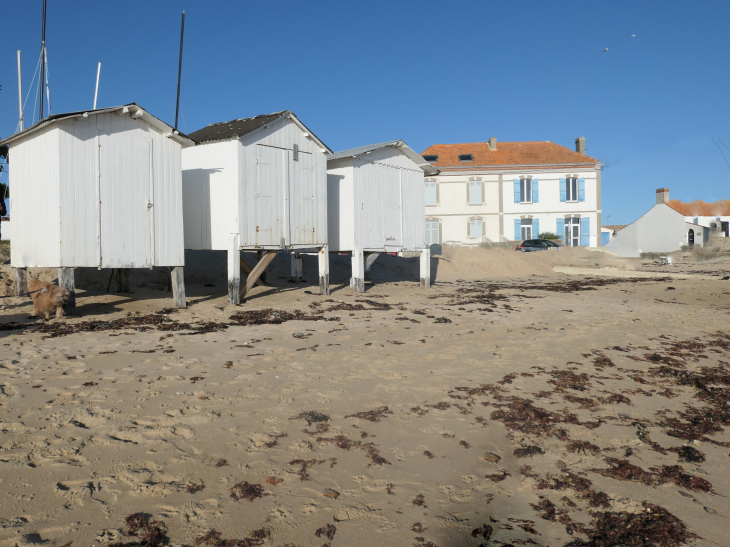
[
  {"left": 566, "top": 177, "right": 578, "bottom": 201},
  {"left": 425, "top": 181, "right": 437, "bottom": 206},
  {"left": 423, "top": 155, "right": 438, "bottom": 163},
  {"left": 425, "top": 220, "right": 440, "bottom": 245},
  {"left": 520, "top": 179, "right": 532, "bottom": 203},
  {"left": 521, "top": 218, "right": 533, "bottom": 240},
  {"left": 459, "top": 154, "right": 474, "bottom": 162},
  {"left": 469, "top": 219, "right": 483, "bottom": 239},
  {"left": 468, "top": 180, "right": 482, "bottom": 205}
]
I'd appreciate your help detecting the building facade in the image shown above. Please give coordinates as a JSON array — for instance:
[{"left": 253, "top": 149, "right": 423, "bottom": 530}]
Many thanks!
[{"left": 420, "top": 137, "right": 602, "bottom": 247}]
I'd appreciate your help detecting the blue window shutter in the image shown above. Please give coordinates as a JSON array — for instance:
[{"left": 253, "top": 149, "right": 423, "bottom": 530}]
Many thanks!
[
  {"left": 514, "top": 219, "right": 522, "bottom": 240},
  {"left": 532, "top": 178, "right": 539, "bottom": 203},
  {"left": 601, "top": 232, "right": 610, "bottom": 246},
  {"left": 533, "top": 218, "right": 539, "bottom": 238},
  {"left": 559, "top": 178, "right": 567, "bottom": 202},
  {"left": 556, "top": 218, "right": 565, "bottom": 239},
  {"left": 469, "top": 181, "right": 481, "bottom": 205},
  {"left": 580, "top": 217, "right": 590, "bottom": 246},
  {"left": 578, "top": 177, "right": 586, "bottom": 202},
  {"left": 513, "top": 179, "right": 520, "bottom": 203}
]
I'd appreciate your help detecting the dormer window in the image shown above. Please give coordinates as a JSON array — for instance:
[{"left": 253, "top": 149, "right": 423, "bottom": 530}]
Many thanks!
[
  {"left": 459, "top": 154, "right": 474, "bottom": 162},
  {"left": 423, "top": 155, "right": 438, "bottom": 162}
]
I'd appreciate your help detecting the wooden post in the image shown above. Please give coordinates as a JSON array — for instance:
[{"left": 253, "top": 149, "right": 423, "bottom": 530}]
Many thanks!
[
  {"left": 351, "top": 248, "right": 365, "bottom": 293},
  {"left": 257, "top": 250, "right": 267, "bottom": 285},
  {"left": 57, "top": 267, "right": 76, "bottom": 316},
  {"left": 420, "top": 247, "right": 431, "bottom": 288},
  {"left": 364, "top": 252, "right": 379, "bottom": 282},
  {"left": 240, "top": 256, "right": 266, "bottom": 287},
  {"left": 318, "top": 245, "right": 330, "bottom": 295},
  {"left": 240, "top": 251, "right": 277, "bottom": 299},
  {"left": 227, "top": 235, "right": 240, "bottom": 305},
  {"left": 14, "top": 268, "right": 27, "bottom": 296},
  {"left": 117, "top": 268, "right": 131, "bottom": 293},
  {"left": 290, "top": 252, "right": 302, "bottom": 282},
  {"left": 171, "top": 266, "right": 186, "bottom": 308}
]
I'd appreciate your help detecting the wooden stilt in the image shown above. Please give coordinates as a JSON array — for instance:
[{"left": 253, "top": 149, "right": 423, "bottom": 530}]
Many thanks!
[
  {"left": 171, "top": 267, "right": 186, "bottom": 308},
  {"left": 117, "top": 268, "right": 131, "bottom": 293},
  {"left": 318, "top": 245, "right": 330, "bottom": 295},
  {"left": 290, "top": 253, "right": 302, "bottom": 282},
  {"left": 239, "top": 257, "right": 267, "bottom": 287},
  {"left": 364, "top": 252, "right": 379, "bottom": 282},
  {"left": 57, "top": 267, "right": 76, "bottom": 316},
  {"left": 420, "top": 248, "right": 431, "bottom": 288},
  {"left": 14, "top": 267, "right": 27, "bottom": 296},
  {"left": 227, "top": 235, "right": 240, "bottom": 305},
  {"left": 257, "top": 250, "right": 267, "bottom": 285},
  {"left": 351, "top": 248, "right": 365, "bottom": 293},
  {"left": 240, "top": 251, "right": 277, "bottom": 299}
]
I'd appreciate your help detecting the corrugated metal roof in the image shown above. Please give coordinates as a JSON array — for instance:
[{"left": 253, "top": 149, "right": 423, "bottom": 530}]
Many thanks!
[
  {"left": 188, "top": 110, "right": 332, "bottom": 152},
  {"left": 0, "top": 103, "right": 194, "bottom": 148},
  {"left": 328, "top": 140, "right": 439, "bottom": 175}
]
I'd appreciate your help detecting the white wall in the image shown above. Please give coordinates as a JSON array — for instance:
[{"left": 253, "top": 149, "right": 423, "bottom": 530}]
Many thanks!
[
  {"left": 9, "top": 125, "right": 61, "bottom": 268},
  {"left": 326, "top": 158, "right": 354, "bottom": 251},
  {"left": 603, "top": 204, "right": 689, "bottom": 257}
]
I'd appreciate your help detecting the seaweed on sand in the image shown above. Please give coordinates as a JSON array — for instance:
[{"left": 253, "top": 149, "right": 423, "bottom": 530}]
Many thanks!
[
  {"left": 345, "top": 406, "right": 393, "bottom": 422},
  {"left": 108, "top": 513, "right": 169, "bottom": 547},
  {"left": 229, "top": 482, "right": 267, "bottom": 501},
  {"left": 566, "top": 503, "right": 697, "bottom": 547}
]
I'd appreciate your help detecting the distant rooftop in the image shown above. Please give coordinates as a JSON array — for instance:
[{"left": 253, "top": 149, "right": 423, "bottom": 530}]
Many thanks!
[{"left": 667, "top": 199, "right": 730, "bottom": 217}]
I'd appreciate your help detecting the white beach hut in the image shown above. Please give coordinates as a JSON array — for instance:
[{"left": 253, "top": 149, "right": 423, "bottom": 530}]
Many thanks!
[
  {"left": 326, "top": 141, "right": 438, "bottom": 291},
  {"left": 182, "top": 110, "right": 332, "bottom": 303},
  {"left": 0, "top": 104, "right": 195, "bottom": 312}
]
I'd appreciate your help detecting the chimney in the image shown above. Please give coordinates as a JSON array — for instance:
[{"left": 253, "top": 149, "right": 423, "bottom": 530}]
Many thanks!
[
  {"left": 488, "top": 137, "right": 497, "bottom": 151},
  {"left": 656, "top": 188, "right": 670, "bottom": 205},
  {"left": 575, "top": 136, "right": 585, "bottom": 154}
]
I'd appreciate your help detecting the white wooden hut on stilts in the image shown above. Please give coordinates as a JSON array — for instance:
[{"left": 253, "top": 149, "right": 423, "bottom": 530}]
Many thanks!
[
  {"left": 182, "top": 111, "right": 332, "bottom": 304},
  {"left": 326, "top": 140, "right": 439, "bottom": 291},
  {"left": 0, "top": 104, "right": 194, "bottom": 313}
]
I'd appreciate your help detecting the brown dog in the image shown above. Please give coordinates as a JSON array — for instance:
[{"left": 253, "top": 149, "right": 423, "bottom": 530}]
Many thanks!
[{"left": 29, "top": 279, "right": 70, "bottom": 319}]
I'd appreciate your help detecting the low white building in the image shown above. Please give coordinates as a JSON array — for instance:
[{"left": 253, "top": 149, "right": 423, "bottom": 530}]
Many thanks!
[
  {"left": 602, "top": 188, "right": 728, "bottom": 257},
  {"left": 0, "top": 104, "right": 194, "bottom": 310},
  {"left": 182, "top": 110, "right": 332, "bottom": 302},
  {"left": 420, "top": 137, "right": 602, "bottom": 247},
  {"left": 327, "top": 140, "right": 438, "bottom": 290}
]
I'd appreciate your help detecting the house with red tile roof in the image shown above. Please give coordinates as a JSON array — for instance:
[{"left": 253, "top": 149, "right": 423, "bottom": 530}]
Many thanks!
[
  {"left": 602, "top": 188, "right": 729, "bottom": 257},
  {"left": 420, "top": 137, "right": 602, "bottom": 246}
]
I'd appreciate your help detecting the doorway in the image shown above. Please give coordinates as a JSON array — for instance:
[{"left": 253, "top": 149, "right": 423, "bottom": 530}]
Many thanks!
[
  {"left": 688, "top": 229, "right": 694, "bottom": 248},
  {"left": 564, "top": 218, "right": 580, "bottom": 247}
]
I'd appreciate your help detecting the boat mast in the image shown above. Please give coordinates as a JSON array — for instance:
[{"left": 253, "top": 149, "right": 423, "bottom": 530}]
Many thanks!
[{"left": 38, "top": 0, "right": 47, "bottom": 121}]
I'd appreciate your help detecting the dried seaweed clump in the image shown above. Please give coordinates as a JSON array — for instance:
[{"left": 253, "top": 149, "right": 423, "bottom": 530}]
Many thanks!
[
  {"left": 229, "top": 481, "right": 268, "bottom": 502},
  {"left": 345, "top": 406, "right": 393, "bottom": 422},
  {"left": 109, "top": 513, "right": 169, "bottom": 547},
  {"left": 566, "top": 503, "right": 696, "bottom": 547},
  {"left": 670, "top": 445, "right": 706, "bottom": 463},
  {"left": 590, "top": 458, "right": 713, "bottom": 492},
  {"left": 229, "top": 308, "right": 336, "bottom": 326},
  {"left": 193, "top": 528, "right": 264, "bottom": 547},
  {"left": 315, "top": 524, "right": 336, "bottom": 541},
  {"left": 290, "top": 410, "right": 330, "bottom": 426},
  {"left": 514, "top": 445, "right": 545, "bottom": 458}
]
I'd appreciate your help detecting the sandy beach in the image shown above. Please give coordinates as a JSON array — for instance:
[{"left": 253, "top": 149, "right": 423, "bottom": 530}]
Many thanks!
[{"left": 0, "top": 247, "right": 728, "bottom": 547}]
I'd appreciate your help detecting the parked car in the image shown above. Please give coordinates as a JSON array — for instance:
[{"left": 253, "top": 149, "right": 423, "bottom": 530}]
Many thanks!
[{"left": 515, "top": 239, "right": 560, "bottom": 252}]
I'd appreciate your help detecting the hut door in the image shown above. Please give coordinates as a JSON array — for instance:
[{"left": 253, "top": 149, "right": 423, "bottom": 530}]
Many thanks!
[
  {"left": 382, "top": 167, "right": 402, "bottom": 249},
  {"left": 97, "top": 133, "right": 153, "bottom": 268},
  {"left": 688, "top": 229, "right": 695, "bottom": 247},
  {"left": 255, "top": 144, "right": 287, "bottom": 247},
  {"left": 290, "top": 150, "right": 314, "bottom": 245}
]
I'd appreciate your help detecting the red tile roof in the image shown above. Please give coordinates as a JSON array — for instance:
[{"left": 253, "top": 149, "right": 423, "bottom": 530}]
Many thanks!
[
  {"left": 421, "top": 141, "right": 599, "bottom": 168},
  {"left": 667, "top": 200, "right": 730, "bottom": 217}
]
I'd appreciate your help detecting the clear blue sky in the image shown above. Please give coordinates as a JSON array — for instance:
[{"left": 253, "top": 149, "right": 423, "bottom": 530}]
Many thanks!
[{"left": 1, "top": 0, "right": 729, "bottom": 224}]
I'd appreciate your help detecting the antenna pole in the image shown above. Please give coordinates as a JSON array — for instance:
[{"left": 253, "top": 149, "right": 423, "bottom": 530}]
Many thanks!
[
  {"left": 93, "top": 62, "right": 101, "bottom": 109},
  {"left": 174, "top": 10, "right": 185, "bottom": 130},
  {"left": 38, "top": 0, "right": 47, "bottom": 121},
  {"left": 17, "top": 51, "right": 24, "bottom": 131}
]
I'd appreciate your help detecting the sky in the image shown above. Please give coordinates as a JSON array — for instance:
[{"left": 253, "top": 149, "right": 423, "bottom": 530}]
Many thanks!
[{"left": 1, "top": 0, "right": 729, "bottom": 224}]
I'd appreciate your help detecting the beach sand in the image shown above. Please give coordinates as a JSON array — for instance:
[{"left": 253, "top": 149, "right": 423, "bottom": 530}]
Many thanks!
[{"left": 0, "top": 247, "right": 728, "bottom": 546}]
